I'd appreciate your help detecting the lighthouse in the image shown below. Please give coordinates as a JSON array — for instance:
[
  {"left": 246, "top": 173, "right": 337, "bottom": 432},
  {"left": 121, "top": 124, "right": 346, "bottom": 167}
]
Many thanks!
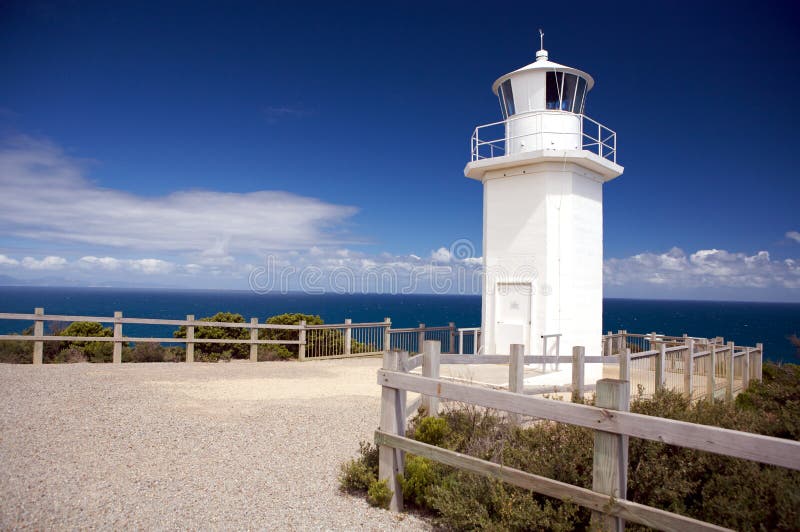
[{"left": 465, "top": 37, "right": 623, "bottom": 382}]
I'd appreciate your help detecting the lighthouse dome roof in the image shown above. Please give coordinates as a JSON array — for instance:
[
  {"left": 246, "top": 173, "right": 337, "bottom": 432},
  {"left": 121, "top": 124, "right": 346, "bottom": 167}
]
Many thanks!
[{"left": 491, "top": 50, "right": 594, "bottom": 95}]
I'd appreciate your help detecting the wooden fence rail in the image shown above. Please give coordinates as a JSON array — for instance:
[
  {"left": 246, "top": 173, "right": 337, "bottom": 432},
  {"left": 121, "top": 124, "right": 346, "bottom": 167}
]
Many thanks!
[
  {"left": 377, "top": 340, "right": 799, "bottom": 530},
  {"left": 0, "top": 308, "right": 470, "bottom": 364}
]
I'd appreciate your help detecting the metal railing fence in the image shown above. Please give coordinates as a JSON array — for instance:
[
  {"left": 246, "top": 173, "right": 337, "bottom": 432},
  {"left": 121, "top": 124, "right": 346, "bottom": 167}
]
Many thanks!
[{"left": 470, "top": 112, "right": 617, "bottom": 163}]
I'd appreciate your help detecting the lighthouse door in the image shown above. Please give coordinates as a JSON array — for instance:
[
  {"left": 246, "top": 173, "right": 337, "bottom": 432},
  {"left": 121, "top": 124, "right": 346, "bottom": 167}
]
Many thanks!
[{"left": 494, "top": 282, "right": 532, "bottom": 354}]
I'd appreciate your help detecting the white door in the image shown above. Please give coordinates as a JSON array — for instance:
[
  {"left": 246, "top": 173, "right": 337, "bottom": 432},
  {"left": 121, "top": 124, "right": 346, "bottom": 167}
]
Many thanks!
[{"left": 494, "top": 282, "right": 532, "bottom": 354}]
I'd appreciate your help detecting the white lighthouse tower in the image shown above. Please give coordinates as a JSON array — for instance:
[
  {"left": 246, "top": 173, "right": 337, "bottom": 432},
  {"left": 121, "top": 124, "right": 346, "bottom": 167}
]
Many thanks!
[{"left": 465, "top": 36, "right": 623, "bottom": 382}]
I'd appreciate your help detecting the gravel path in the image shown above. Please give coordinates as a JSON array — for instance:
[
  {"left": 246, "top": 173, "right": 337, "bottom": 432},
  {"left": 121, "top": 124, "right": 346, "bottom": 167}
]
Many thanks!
[{"left": 0, "top": 359, "right": 431, "bottom": 530}]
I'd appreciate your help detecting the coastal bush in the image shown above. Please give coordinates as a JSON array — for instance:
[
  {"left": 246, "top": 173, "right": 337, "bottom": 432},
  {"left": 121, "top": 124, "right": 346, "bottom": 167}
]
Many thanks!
[
  {"left": 340, "top": 362, "right": 800, "bottom": 530},
  {"left": 60, "top": 321, "right": 114, "bottom": 363},
  {"left": 0, "top": 322, "right": 67, "bottom": 363},
  {"left": 122, "top": 343, "right": 185, "bottom": 363},
  {"left": 260, "top": 313, "right": 323, "bottom": 358},
  {"left": 0, "top": 337, "right": 32, "bottom": 363},
  {"left": 366, "top": 479, "right": 393, "bottom": 509},
  {"left": 173, "top": 312, "right": 248, "bottom": 361}
]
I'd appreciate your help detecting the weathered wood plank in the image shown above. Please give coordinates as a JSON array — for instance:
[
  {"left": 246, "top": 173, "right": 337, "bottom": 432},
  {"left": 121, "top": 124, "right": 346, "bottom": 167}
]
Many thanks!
[
  {"left": 586, "top": 355, "right": 619, "bottom": 363},
  {"left": 374, "top": 431, "right": 731, "bottom": 532},
  {"left": 249, "top": 317, "right": 259, "bottom": 362},
  {"left": 186, "top": 314, "right": 194, "bottom": 363},
  {"left": 406, "top": 396, "right": 422, "bottom": 418},
  {"left": 572, "top": 346, "right": 585, "bottom": 402},
  {"left": 376, "top": 370, "right": 800, "bottom": 470},
  {"left": 378, "top": 352, "right": 403, "bottom": 512},
  {"left": 32, "top": 307, "right": 43, "bottom": 365},
  {"left": 440, "top": 354, "right": 510, "bottom": 365},
  {"left": 112, "top": 311, "right": 123, "bottom": 364},
  {"left": 404, "top": 354, "right": 423, "bottom": 371},
  {"left": 509, "top": 344, "right": 524, "bottom": 424},
  {"left": 593, "top": 379, "right": 630, "bottom": 531},
  {"left": 422, "top": 341, "right": 441, "bottom": 416}
]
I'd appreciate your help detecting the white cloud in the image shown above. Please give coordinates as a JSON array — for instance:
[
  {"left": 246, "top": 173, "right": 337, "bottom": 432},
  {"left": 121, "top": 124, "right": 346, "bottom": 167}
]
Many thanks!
[
  {"left": 128, "top": 258, "right": 174, "bottom": 275},
  {"left": 21, "top": 255, "right": 67, "bottom": 270},
  {"left": 0, "top": 254, "right": 19, "bottom": 266},
  {"left": 0, "top": 136, "right": 359, "bottom": 257},
  {"left": 79, "top": 256, "right": 122, "bottom": 270},
  {"left": 605, "top": 247, "right": 800, "bottom": 290},
  {"left": 787, "top": 231, "right": 800, "bottom": 244},
  {"left": 431, "top": 247, "right": 451, "bottom": 262}
]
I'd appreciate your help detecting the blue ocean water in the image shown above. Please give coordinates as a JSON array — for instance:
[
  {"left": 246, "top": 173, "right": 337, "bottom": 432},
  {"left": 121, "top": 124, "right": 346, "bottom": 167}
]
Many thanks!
[{"left": 0, "top": 286, "right": 797, "bottom": 362}]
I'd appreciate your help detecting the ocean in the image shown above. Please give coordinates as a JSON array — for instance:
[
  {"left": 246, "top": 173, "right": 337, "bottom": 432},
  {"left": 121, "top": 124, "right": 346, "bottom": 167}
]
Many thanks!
[{"left": 0, "top": 286, "right": 797, "bottom": 363}]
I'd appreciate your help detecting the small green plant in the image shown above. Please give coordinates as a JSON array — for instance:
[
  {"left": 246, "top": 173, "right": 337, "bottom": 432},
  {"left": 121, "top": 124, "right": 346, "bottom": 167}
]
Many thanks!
[
  {"left": 398, "top": 455, "right": 441, "bottom": 507},
  {"left": 367, "top": 479, "right": 393, "bottom": 509},
  {"left": 339, "top": 459, "right": 376, "bottom": 493},
  {"left": 338, "top": 441, "right": 379, "bottom": 493},
  {"left": 413, "top": 416, "right": 451, "bottom": 446}
]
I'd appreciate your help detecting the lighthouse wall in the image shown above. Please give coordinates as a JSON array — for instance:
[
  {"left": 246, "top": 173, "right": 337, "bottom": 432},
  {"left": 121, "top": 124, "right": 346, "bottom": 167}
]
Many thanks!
[{"left": 481, "top": 160, "right": 604, "bottom": 382}]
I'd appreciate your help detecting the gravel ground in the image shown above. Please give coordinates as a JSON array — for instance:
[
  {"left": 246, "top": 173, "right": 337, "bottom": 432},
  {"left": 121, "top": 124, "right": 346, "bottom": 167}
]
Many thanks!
[{"left": 0, "top": 359, "right": 431, "bottom": 531}]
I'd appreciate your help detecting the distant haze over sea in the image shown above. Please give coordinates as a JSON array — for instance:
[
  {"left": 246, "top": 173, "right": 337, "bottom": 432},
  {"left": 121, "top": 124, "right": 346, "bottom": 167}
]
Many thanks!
[{"left": 0, "top": 286, "right": 797, "bottom": 363}]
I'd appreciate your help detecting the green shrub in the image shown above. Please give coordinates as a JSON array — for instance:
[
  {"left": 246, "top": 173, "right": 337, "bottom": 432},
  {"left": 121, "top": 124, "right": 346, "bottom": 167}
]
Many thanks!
[
  {"left": 413, "top": 416, "right": 451, "bottom": 446},
  {"left": 257, "top": 344, "right": 295, "bottom": 361},
  {"left": 338, "top": 441, "right": 379, "bottom": 493},
  {"left": 398, "top": 455, "right": 442, "bottom": 507},
  {"left": 0, "top": 338, "right": 32, "bottom": 363},
  {"left": 53, "top": 347, "right": 87, "bottom": 363},
  {"left": 122, "top": 343, "right": 184, "bottom": 363},
  {"left": 339, "top": 459, "right": 376, "bottom": 493},
  {"left": 260, "top": 313, "right": 323, "bottom": 359},
  {"left": 60, "top": 321, "right": 112, "bottom": 344},
  {"left": 173, "top": 312, "right": 248, "bottom": 361},
  {"left": 59, "top": 321, "right": 114, "bottom": 363},
  {"left": 367, "top": 479, "right": 393, "bottom": 509}
]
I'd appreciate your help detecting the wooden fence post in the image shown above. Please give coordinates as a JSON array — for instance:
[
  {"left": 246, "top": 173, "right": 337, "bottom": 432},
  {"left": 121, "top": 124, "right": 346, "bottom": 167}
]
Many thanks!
[
  {"left": 683, "top": 338, "right": 694, "bottom": 400},
  {"left": 572, "top": 345, "right": 585, "bottom": 402},
  {"left": 509, "top": 344, "right": 525, "bottom": 424},
  {"left": 417, "top": 323, "right": 426, "bottom": 354},
  {"left": 655, "top": 342, "right": 665, "bottom": 392},
  {"left": 649, "top": 331, "right": 657, "bottom": 352},
  {"left": 344, "top": 318, "right": 352, "bottom": 356},
  {"left": 592, "top": 378, "right": 630, "bottom": 532},
  {"left": 298, "top": 320, "right": 306, "bottom": 361},
  {"left": 448, "top": 322, "right": 456, "bottom": 354},
  {"left": 250, "top": 317, "right": 259, "bottom": 362},
  {"left": 707, "top": 344, "right": 716, "bottom": 402},
  {"left": 113, "top": 311, "right": 123, "bottom": 364},
  {"left": 32, "top": 307, "right": 44, "bottom": 365},
  {"left": 742, "top": 346, "right": 751, "bottom": 390},
  {"left": 396, "top": 351, "right": 408, "bottom": 451},
  {"left": 185, "top": 315, "right": 194, "bottom": 363},
  {"left": 378, "top": 349, "right": 404, "bottom": 512},
  {"left": 726, "top": 341, "right": 735, "bottom": 402},
  {"left": 383, "top": 317, "right": 392, "bottom": 353},
  {"left": 756, "top": 343, "right": 763, "bottom": 381},
  {"left": 619, "top": 348, "right": 630, "bottom": 382},
  {"left": 422, "top": 340, "right": 440, "bottom": 416}
]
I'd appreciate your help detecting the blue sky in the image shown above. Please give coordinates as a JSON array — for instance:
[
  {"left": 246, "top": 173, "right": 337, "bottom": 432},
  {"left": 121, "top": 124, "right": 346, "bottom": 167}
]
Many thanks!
[{"left": 0, "top": 0, "right": 799, "bottom": 300}]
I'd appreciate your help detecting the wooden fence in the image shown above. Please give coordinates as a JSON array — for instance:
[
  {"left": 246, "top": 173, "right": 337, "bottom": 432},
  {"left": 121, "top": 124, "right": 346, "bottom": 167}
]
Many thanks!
[
  {"left": 0, "top": 308, "right": 472, "bottom": 363},
  {"left": 376, "top": 340, "right": 799, "bottom": 530},
  {"left": 604, "top": 338, "right": 762, "bottom": 402}
]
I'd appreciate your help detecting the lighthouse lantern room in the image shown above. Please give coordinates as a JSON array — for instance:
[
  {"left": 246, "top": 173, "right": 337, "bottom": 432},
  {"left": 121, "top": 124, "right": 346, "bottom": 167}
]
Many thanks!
[{"left": 465, "top": 36, "right": 623, "bottom": 384}]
